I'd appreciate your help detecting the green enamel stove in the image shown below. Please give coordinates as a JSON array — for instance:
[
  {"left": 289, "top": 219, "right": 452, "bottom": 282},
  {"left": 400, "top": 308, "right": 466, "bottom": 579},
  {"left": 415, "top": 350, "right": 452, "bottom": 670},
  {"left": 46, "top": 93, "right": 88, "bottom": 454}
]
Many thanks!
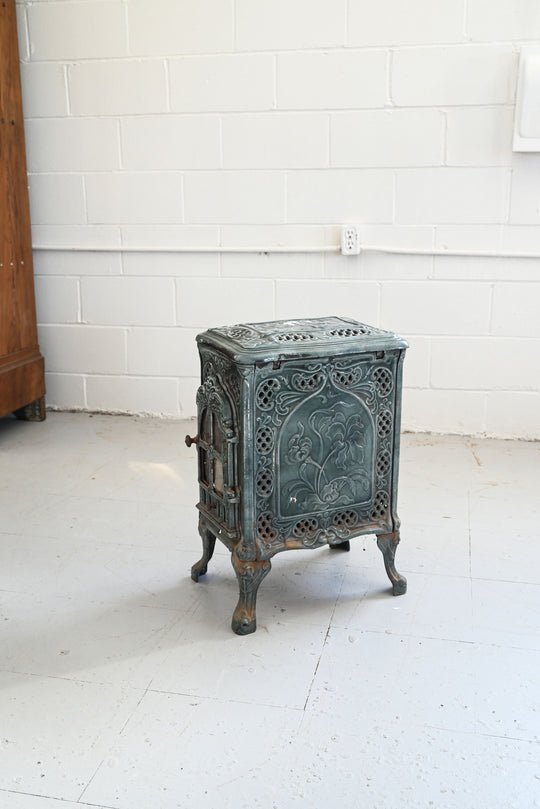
[{"left": 185, "top": 316, "right": 408, "bottom": 634}]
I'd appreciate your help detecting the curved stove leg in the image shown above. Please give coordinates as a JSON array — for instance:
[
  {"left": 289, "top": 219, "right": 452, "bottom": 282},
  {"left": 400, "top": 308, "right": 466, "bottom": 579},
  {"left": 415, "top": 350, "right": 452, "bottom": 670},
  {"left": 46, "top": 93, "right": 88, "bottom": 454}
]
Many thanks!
[
  {"left": 231, "top": 553, "right": 271, "bottom": 635},
  {"left": 191, "top": 521, "right": 216, "bottom": 582},
  {"left": 377, "top": 531, "right": 407, "bottom": 596}
]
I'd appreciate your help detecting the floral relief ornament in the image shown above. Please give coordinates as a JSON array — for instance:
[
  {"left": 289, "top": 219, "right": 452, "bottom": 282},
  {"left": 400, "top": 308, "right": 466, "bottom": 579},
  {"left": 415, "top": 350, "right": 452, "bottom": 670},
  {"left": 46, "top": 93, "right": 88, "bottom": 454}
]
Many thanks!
[{"left": 286, "top": 408, "right": 371, "bottom": 511}]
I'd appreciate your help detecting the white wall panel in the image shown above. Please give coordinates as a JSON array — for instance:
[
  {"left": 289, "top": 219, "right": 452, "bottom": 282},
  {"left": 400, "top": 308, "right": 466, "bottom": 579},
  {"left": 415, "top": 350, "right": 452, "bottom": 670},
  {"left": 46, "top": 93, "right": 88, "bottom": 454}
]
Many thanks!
[{"left": 17, "top": 0, "right": 540, "bottom": 435}]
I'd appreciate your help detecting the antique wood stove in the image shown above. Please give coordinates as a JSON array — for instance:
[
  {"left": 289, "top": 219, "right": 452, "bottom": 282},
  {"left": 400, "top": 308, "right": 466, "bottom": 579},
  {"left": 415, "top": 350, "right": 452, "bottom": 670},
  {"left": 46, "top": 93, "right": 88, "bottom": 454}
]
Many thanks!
[{"left": 185, "top": 316, "right": 408, "bottom": 635}]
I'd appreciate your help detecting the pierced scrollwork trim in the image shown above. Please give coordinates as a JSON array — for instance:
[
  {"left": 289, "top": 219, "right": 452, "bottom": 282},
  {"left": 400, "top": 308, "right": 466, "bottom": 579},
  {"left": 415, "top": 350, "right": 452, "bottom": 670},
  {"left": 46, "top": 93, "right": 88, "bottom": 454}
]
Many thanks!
[
  {"left": 255, "top": 424, "right": 275, "bottom": 455},
  {"left": 290, "top": 370, "right": 325, "bottom": 393},
  {"left": 211, "top": 317, "right": 391, "bottom": 349},
  {"left": 200, "top": 350, "right": 241, "bottom": 414},
  {"left": 267, "top": 507, "right": 368, "bottom": 552},
  {"left": 372, "top": 365, "right": 394, "bottom": 396},
  {"left": 196, "top": 375, "right": 233, "bottom": 431}
]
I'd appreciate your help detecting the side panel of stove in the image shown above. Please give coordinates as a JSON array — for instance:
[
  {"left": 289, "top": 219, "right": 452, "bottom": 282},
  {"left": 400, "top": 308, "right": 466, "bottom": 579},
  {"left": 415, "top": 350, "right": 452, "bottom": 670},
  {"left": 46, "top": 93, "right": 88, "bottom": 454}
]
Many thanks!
[
  {"left": 390, "top": 347, "right": 407, "bottom": 535},
  {"left": 196, "top": 347, "right": 243, "bottom": 546},
  {"left": 252, "top": 350, "right": 403, "bottom": 559}
]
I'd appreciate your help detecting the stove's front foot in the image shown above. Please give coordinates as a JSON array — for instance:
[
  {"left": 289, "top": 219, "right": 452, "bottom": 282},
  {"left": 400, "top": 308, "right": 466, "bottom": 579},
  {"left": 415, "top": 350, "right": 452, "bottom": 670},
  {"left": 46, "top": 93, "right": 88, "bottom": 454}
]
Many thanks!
[
  {"left": 376, "top": 530, "right": 407, "bottom": 596},
  {"left": 231, "top": 553, "right": 272, "bottom": 635}
]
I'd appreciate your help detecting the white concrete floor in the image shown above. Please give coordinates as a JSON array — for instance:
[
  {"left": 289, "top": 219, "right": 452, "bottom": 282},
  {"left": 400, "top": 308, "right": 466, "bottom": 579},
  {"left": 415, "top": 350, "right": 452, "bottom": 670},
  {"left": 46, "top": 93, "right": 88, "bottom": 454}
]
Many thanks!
[{"left": 0, "top": 412, "right": 538, "bottom": 809}]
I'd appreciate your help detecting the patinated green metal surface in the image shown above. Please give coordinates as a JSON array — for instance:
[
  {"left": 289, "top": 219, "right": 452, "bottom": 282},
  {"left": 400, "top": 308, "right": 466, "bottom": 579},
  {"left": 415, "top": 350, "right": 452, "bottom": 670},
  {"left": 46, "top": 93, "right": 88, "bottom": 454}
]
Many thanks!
[{"left": 186, "top": 316, "right": 408, "bottom": 634}]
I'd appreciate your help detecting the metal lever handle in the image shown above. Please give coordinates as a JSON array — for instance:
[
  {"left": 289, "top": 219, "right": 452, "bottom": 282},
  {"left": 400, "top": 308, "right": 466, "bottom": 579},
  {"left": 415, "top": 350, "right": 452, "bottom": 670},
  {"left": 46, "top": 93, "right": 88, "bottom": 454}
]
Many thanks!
[{"left": 185, "top": 434, "right": 198, "bottom": 448}]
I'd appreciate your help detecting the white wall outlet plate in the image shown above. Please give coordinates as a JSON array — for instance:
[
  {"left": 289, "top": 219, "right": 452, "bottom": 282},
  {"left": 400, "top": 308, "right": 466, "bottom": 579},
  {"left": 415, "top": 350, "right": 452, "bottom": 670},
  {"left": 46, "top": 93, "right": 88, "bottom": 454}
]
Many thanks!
[{"left": 341, "top": 225, "right": 361, "bottom": 255}]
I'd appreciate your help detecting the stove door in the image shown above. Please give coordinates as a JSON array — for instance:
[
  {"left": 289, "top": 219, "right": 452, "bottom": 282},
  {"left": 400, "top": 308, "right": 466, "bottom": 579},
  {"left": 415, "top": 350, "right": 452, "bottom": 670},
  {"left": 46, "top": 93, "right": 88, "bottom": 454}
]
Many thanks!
[
  {"left": 253, "top": 354, "right": 398, "bottom": 556},
  {"left": 195, "top": 374, "right": 239, "bottom": 540},
  {"left": 278, "top": 385, "right": 374, "bottom": 519}
]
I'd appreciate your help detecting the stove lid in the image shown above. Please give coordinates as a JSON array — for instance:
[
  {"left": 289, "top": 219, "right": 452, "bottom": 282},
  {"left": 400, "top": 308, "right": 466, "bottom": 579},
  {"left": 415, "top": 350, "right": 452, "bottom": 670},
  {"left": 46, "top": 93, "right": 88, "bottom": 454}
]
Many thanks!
[{"left": 197, "top": 316, "right": 408, "bottom": 364}]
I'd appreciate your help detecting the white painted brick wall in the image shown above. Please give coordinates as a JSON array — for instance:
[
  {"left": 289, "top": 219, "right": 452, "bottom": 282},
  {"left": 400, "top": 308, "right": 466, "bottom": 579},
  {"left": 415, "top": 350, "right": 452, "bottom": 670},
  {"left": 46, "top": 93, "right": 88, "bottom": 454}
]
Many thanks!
[
  {"left": 15, "top": 0, "right": 540, "bottom": 438},
  {"left": 120, "top": 225, "right": 220, "bottom": 251},
  {"left": 121, "top": 117, "right": 221, "bottom": 171},
  {"left": 466, "top": 0, "right": 540, "bottom": 42},
  {"left": 401, "top": 337, "right": 430, "bottom": 388},
  {"left": 392, "top": 46, "right": 517, "bottom": 106},
  {"left": 485, "top": 392, "right": 540, "bottom": 441},
  {"left": 431, "top": 338, "right": 540, "bottom": 390},
  {"left": 34, "top": 276, "right": 80, "bottom": 324},
  {"left": 176, "top": 278, "right": 275, "bottom": 328},
  {"left": 122, "top": 252, "right": 220, "bottom": 278},
  {"left": 126, "top": 328, "right": 200, "bottom": 378},
  {"left": 275, "top": 280, "right": 380, "bottom": 321},
  {"left": 492, "top": 283, "right": 540, "bottom": 337},
  {"left": 28, "top": 174, "right": 86, "bottom": 224},
  {"left": 81, "top": 277, "right": 176, "bottom": 326},
  {"left": 127, "top": 0, "right": 234, "bottom": 57},
  {"left": 222, "top": 113, "right": 329, "bottom": 169},
  {"left": 20, "top": 63, "right": 68, "bottom": 117},
  {"left": 169, "top": 55, "right": 274, "bottom": 113},
  {"left": 219, "top": 225, "right": 331, "bottom": 250},
  {"left": 68, "top": 60, "right": 168, "bottom": 116},
  {"left": 331, "top": 110, "right": 443, "bottom": 167},
  {"left": 85, "top": 173, "right": 183, "bottom": 225},
  {"left": 27, "top": 2, "right": 127, "bottom": 61},
  {"left": 287, "top": 170, "right": 394, "bottom": 223},
  {"left": 395, "top": 168, "right": 510, "bottom": 224},
  {"left": 183, "top": 171, "right": 286, "bottom": 224},
  {"left": 45, "top": 373, "right": 86, "bottom": 411},
  {"left": 26, "top": 118, "right": 120, "bottom": 172},
  {"left": 86, "top": 375, "right": 182, "bottom": 417},
  {"left": 277, "top": 51, "right": 387, "bottom": 110},
  {"left": 236, "top": 0, "right": 347, "bottom": 51},
  {"left": 445, "top": 108, "right": 514, "bottom": 166},
  {"left": 348, "top": 0, "right": 465, "bottom": 47},
  {"left": 33, "top": 248, "right": 123, "bottom": 277},
  {"left": 403, "top": 389, "right": 488, "bottom": 436},
  {"left": 221, "top": 252, "right": 325, "bottom": 279},
  {"left": 381, "top": 281, "right": 492, "bottom": 335},
  {"left": 38, "top": 325, "right": 126, "bottom": 375}
]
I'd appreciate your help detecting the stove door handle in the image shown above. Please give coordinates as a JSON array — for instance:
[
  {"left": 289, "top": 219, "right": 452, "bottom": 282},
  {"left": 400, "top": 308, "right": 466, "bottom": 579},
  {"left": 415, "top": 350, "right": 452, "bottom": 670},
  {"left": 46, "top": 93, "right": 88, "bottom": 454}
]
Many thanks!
[{"left": 185, "top": 434, "right": 198, "bottom": 448}]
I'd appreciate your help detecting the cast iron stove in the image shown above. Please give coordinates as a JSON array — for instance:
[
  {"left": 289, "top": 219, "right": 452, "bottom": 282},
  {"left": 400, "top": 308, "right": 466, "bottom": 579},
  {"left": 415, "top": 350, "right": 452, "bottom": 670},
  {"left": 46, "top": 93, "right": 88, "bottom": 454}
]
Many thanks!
[{"left": 185, "top": 316, "right": 408, "bottom": 634}]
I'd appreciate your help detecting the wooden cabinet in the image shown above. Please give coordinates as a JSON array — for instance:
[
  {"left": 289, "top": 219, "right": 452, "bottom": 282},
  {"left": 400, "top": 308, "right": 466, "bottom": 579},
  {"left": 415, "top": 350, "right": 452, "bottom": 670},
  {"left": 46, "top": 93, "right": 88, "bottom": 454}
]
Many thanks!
[{"left": 0, "top": 0, "right": 45, "bottom": 420}]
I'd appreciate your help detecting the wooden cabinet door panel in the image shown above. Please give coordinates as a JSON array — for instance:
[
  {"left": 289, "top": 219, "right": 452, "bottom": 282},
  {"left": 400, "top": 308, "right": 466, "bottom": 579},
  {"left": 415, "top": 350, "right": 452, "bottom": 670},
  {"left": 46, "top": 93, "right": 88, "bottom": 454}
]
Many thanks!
[{"left": 0, "top": 0, "right": 45, "bottom": 419}]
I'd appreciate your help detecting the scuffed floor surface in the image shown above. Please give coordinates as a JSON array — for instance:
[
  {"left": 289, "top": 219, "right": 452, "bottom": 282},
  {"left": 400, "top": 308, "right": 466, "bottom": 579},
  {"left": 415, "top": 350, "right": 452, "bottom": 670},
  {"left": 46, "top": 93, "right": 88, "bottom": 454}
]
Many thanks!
[{"left": 0, "top": 412, "right": 538, "bottom": 809}]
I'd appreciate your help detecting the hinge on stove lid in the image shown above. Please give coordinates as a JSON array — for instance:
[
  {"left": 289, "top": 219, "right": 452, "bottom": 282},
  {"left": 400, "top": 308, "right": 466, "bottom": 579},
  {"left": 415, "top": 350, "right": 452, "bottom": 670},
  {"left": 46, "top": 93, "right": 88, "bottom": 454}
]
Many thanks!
[{"left": 225, "top": 487, "right": 240, "bottom": 504}]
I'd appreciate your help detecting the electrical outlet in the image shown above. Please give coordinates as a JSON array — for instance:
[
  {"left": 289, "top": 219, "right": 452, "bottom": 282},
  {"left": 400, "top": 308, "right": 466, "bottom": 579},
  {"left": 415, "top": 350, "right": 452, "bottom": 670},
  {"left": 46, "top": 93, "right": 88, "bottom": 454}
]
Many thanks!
[{"left": 341, "top": 225, "right": 361, "bottom": 255}]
